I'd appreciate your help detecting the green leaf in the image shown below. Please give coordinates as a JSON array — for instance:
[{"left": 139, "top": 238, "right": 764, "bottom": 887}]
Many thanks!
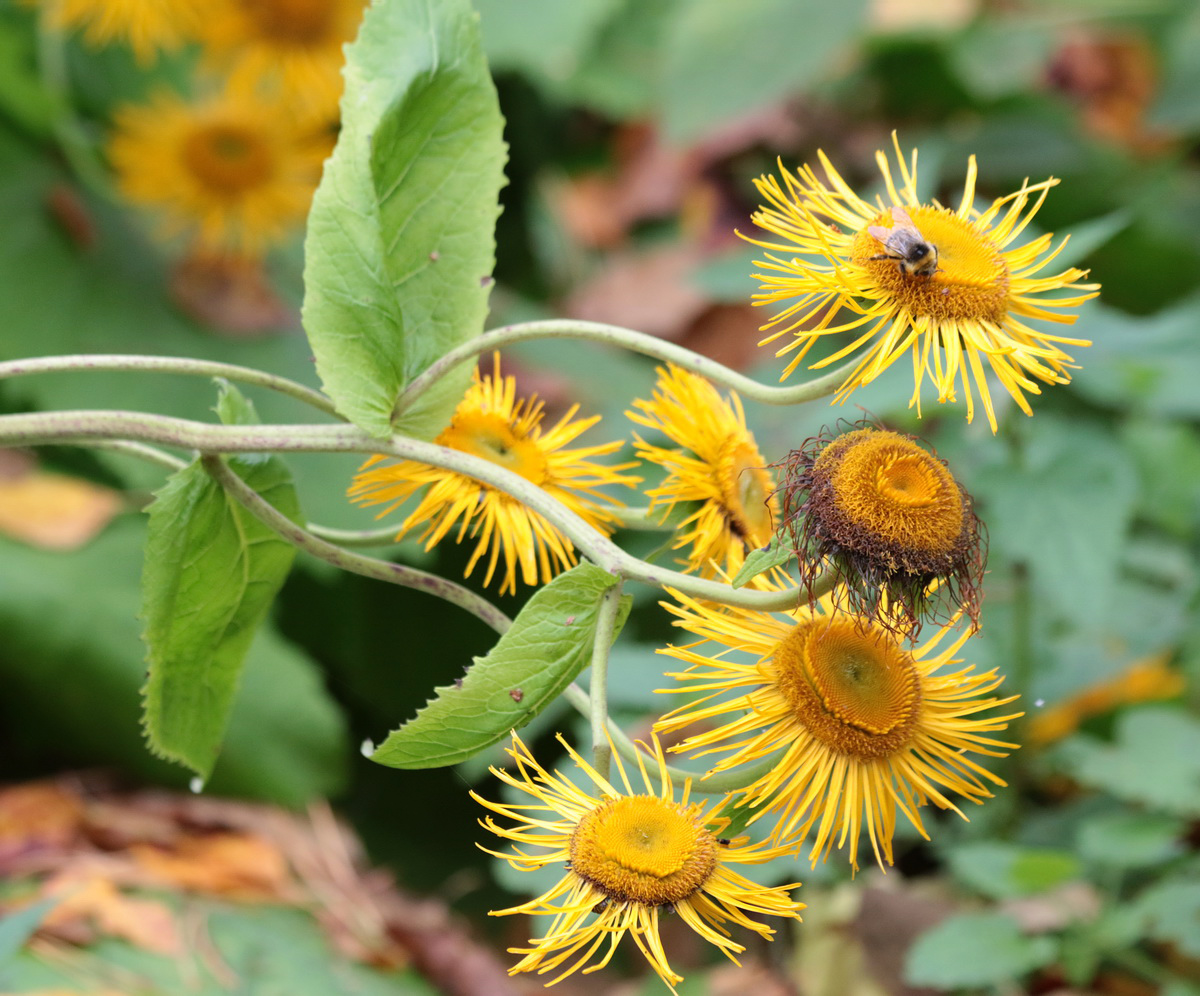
[
  {"left": 141, "top": 383, "right": 302, "bottom": 779},
  {"left": 1136, "top": 880, "right": 1200, "bottom": 959},
  {"left": 905, "top": 913, "right": 1056, "bottom": 988},
  {"left": 302, "top": 0, "right": 507, "bottom": 439},
  {"left": 0, "top": 896, "right": 60, "bottom": 968},
  {"left": 1077, "top": 812, "right": 1186, "bottom": 870},
  {"left": 0, "top": 522, "right": 345, "bottom": 805},
  {"left": 730, "top": 537, "right": 792, "bottom": 589},
  {"left": 371, "top": 562, "right": 631, "bottom": 769},
  {"left": 947, "top": 16, "right": 1057, "bottom": 99},
  {"left": 661, "top": 0, "right": 867, "bottom": 143},
  {"left": 1056, "top": 706, "right": 1200, "bottom": 817},
  {"left": 475, "top": 0, "right": 619, "bottom": 84},
  {"left": 974, "top": 416, "right": 1137, "bottom": 628},
  {"left": 946, "top": 842, "right": 1082, "bottom": 900}
]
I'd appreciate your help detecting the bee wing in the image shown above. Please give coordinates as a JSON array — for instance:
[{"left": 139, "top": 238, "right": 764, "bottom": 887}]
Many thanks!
[
  {"left": 890, "top": 205, "right": 915, "bottom": 226},
  {"left": 867, "top": 225, "right": 892, "bottom": 242}
]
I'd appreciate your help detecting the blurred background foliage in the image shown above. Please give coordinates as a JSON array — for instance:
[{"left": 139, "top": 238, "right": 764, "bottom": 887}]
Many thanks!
[{"left": 2, "top": 0, "right": 1200, "bottom": 993}]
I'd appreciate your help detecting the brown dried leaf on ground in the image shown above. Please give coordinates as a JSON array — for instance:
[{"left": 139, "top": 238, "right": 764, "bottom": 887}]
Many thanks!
[
  {"left": 0, "top": 458, "right": 122, "bottom": 550},
  {"left": 170, "top": 252, "right": 296, "bottom": 336},
  {"left": 40, "top": 872, "right": 181, "bottom": 955},
  {"left": 0, "top": 781, "right": 86, "bottom": 869},
  {"left": 709, "top": 958, "right": 799, "bottom": 996},
  {"left": 1003, "top": 881, "right": 1102, "bottom": 933},
  {"left": 129, "top": 832, "right": 296, "bottom": 902},
  {"left": 852, "top": 879, "right": 957, "bottom": 996},
  {"left": 675, "top": 303, "right": 768, "bottom": 373}
]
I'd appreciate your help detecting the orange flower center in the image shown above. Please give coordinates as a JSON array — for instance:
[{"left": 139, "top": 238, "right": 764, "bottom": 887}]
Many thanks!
[
  {"left": 853, "top": 206, "right": 1010, "bottom": 323},
  {"left": 182, "top": 122, "right": 275, "bottom": 196},
  {"left": 772, "top": 618, "right": 921, "bottom": 759},
  {"left": 241, "top": 0, "right": 336, "bottom": 44},
  {"left": 818, "top": 429, "right": 965, "bottom": 558},
  {"left": 570, "top": 795, "right": 717, "bottom": 905},
  {"left": 440, "top": 410, "right": 549, "bottom": 486}
]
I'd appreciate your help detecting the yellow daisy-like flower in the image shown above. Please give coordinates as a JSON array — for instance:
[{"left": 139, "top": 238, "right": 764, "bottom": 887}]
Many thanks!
[
  {"left": 349, "top": 358, "right": 639, "bottom": 596},
  {"left": 743, "top": 134, "right": 1100, "bottom": 432},
  {"left": 628, "top": 365, "right": 779, "bottom": 577},
  {"left": 25, "top": 0, "right": 202, "bottom": 63},
  {"left": 108, "top": 89, "right": 329, "bottom": 254},
  {"left": 655, "top": 584, "right": 1021, "bottom": 871},
  {"left": 473, "top": 732, "right": 804, "bottom": 992},
  {"left": 197, "top": 0, "right": 366, "bottom": 121}
]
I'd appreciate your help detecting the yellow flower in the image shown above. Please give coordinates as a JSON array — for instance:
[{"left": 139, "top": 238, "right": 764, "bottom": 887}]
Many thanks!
[
  {"left": 628, "top": 365, "right": 779, "bottom": 577},
  {"left": 25, "top": 0, "right": 202, "bottom": 63},
  {"left": 473, "top": 732, "right": 804, "bottom": 992},
  {"left": 777, "top": 422, "right": 984, "bottom": 637},
  {"left": 349, "top": 358, "right": 639, "bottom": 596},
  {"left": 196, "top": 0, "right": 365, "bottom": 121},
  {"left": 654, "top": 584, "right": 1021, "bottom": 871},
  {"left": 107, "top": 88, "right": 329, "bottom": 254},
  {"left": 1029, "top": 651, "right": 1183, "bottom": 747},
  {"left": 743, "top": 134, "right": 1100, "bottom": 432}
]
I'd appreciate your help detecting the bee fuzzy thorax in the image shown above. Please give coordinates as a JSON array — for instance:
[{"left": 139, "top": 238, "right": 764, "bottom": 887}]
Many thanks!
[{"left": 868, "top": 206, "right": 940, "bottom": 277}]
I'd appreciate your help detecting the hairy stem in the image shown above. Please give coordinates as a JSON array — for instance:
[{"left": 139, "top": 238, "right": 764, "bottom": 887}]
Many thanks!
[
  {"left": 201, "top": 454, "right": 513, "bottom": 634},
  {"left": 588, "top": 582, "right": 623, "bottom": 781},
  {"left": 394, "top": 319, "right": 859, "bottom": 417},
  {"left": 0, "top": 355, "right": 341, "bottom": 419},
  {"left": 0, "top": 409, "right": 809, "bottom": 611}
]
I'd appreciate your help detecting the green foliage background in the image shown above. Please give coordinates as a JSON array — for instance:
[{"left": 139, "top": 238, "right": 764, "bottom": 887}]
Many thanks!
[{"left": 2, "top": 0, "right": 1200, "bottom": 992}]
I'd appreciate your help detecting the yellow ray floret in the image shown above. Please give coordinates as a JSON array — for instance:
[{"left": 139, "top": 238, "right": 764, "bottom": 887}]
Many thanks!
[
  {"left": 628, "top": 364, "right": 779, "bottom": 577},
  {"left": 24, "top": 0, "right": 203, "bottom": 62},
  {"left": 655, "top": 580, "right": 1021, "bottom": 871},
  {"left": 472, "top": 732, "right": 804, "bottom": 992},
  {"left": 349, "top": 357, "right": 639, "bottom": 596},
  {"left": 742, "top": 133, "right": 1100, "bottom": 432}
]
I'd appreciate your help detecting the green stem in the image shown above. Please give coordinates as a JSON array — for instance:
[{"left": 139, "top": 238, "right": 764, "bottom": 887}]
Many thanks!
[
  {"left": 0, "top": 355, "right": 341, "bottom": 419},
  {"left": 0, "top": 409, "right": 810, "bottom": 612},
  {"left": 561, "top": 683, "right": 780, "bottom": 794},
  {"left": 394, "top": 319, "right": 859, "bottom": 417},
  {"left": 201, "top": 454, "right": 513, "bottom": 634},
  {"left": 587, "top": 582, "right": 623, "bottom": 781},
  {"left": 306, "top": 523, "right": 406, "bottom": 547},
  {"left": 89, "top": 439, "right": 188, "bottom": 472},
  {"left": 611, "top": 506, "right": 673, "bottom": 531},
  {"left": 1109, "top": 948, "right": 1200, "bottom": 995}
]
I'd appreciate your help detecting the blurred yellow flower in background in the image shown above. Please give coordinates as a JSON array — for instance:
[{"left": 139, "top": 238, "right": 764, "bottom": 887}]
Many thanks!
[
  {"left": 628, "top": 365, "right": 778, "bottom": 578},
  {"left": 744, "top": 135, "right": 1100, "bottom": 432},
  {"left": 197, "top": 0, "right": 366, "bottom": 121},
  {"left": 107, "top": 88, "right": 330, "bottom": 254},
  {"left": 25, "top": 0, "right": 203, "bottom": 63}
]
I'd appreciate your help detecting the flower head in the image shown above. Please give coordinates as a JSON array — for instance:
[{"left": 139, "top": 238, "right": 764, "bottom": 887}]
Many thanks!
[
  {"left": 197, "top": 0, "right": 365, "bottom": 121},
  {"left": 654, "top": 584, "right": 1020, "bottom": 871},
  {"left": 473, "top": 732, "right": 804, "bottom": 992},
  {"left": 108, "top": 88, "right": 329, "bottom": 254},
  {"left": 349, "top": 357, "right": 638, "bottom": 596},
  {"left": 628, "top": 365, "right": 779, "bottom": 577},
  {"left": 778, "top": 422, "right": 984, "bottom": 637},
  {"left": 26, "top": 0, "right": 203, "bottom": 62},
  {"left": 743, "top": 134, "right": 1099, "bottom": 432}
]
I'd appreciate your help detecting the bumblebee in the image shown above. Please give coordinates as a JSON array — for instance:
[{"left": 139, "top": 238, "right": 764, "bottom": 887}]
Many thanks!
[{"left": 868, "top": 206, "right": 940, "bottom": 277}]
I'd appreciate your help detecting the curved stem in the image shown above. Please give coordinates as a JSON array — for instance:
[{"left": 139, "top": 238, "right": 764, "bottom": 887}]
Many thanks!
[
  {"left": 0, "top": 410, "right": 809, "bottom": 612},
  {"left": 588, "top": 582, "right": 623, "bottom": 781},
  {"left": 611, "top": 506, "right": 673, "bottom": 531},
  {"left": 307, "top": 523, "right": 406, "bottom": 547},
  {"left": 201, "top": 454, "right": 514, "bottom": 634},
  {"left": 89, "top": 439, "right": 188, "bottom": 472},
  {"left": 394, "top": 320, "right": 858, "bottom": 417},
  {"left": 0, "top": 355, "right": 341, "bottom": 420}
]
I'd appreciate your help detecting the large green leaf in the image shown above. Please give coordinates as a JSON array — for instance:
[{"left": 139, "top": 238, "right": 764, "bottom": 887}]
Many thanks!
[
  {"left": 371, "top": 562, "right": 631, "bottom": 769},
  {"left": 141, "top": 383, "right": 302, "bottom": 779},
  {"left": 661, "top": 0, "right": 867, "bottom": 143},
  {"left": 1055, "top": 706, "right": 1200, "bottom": 817},
  {"left": 905, "top": 913, "right": 1056, "bottom": 988},
  {"left": 302, "top": 0, "right": 507, "bottom": 439},
  {"left": 0, "top": 522, "right": 346, "bottom": 805},
  {"left": 945, "top": 842, "right": 1082, "bottom": 900}
]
